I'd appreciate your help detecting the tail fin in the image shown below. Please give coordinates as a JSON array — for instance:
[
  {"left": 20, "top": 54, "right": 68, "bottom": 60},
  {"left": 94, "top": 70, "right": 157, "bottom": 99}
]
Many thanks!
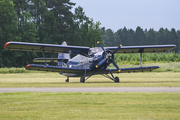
[{"left": 58, "top": 41, "right": 70, "bottom": 67}]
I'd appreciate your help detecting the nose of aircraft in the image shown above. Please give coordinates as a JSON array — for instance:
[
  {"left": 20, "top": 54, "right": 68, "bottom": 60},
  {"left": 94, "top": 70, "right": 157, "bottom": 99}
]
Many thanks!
[{"left": 95, "top": 41, "right": 122, "bottom": 72}]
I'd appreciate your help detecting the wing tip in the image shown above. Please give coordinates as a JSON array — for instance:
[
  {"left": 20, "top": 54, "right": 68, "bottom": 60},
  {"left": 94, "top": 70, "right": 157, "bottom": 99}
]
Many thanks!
[
  {"left": 25, "top": 64, "right": 31, "bottom": 69},
  {"left": 4, "top": 42, "right": 10, "bottom": 48}
]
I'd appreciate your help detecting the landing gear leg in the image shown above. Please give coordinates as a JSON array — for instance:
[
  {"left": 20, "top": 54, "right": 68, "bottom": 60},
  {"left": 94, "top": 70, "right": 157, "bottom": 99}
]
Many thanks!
[
  {"left": 99, "top": 70, "right": 120, "bottom": 83},
  {"left": 114, "top": 77, "right": 119, "bottom": 83},
  {"left": 65, "top": 77, "right": 69, "bottom": 82},
  {"left": 80, "top": 70, "right": 86, "bottom": 83},
  {"left": 80, "top": 77, "right": 85, "bottom": 83}
]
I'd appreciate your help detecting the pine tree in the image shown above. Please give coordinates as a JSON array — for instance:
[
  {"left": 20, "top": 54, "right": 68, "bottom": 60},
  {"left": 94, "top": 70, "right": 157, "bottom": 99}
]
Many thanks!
[
  {"left": 134, "top": 26, "right": 146, "bottom": 45},
  {"left": 0, "top": 0, "right": 17, "bottom": 67},
  {"left": 146, "top": 28, "right": 156, "bottom": 45}
]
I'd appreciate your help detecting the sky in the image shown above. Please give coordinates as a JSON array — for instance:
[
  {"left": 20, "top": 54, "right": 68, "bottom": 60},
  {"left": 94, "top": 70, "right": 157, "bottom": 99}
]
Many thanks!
[{"left": 70, "top": 0, "right": 180, "bottom": 32}]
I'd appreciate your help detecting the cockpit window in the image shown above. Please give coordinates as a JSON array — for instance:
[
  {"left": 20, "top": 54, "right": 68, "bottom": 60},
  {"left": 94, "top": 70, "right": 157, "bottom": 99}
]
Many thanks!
[
  {"left": 70, "top": 54, "right": 88, "bottom": 62},
  {"left": 89, "top": 47, "right": 103, "bottom": 55}
]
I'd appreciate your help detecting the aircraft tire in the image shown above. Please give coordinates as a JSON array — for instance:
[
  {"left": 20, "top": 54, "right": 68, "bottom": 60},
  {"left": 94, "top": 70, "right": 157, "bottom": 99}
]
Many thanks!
[
  {"left": 114, "top": 77, "right": 119, "bottom": 83},
  {"left": 80, "top": 77, "right": 85, "bottom": 83},
  {"left": 65, "top": 79, "right": 69, "bottom": 82}
]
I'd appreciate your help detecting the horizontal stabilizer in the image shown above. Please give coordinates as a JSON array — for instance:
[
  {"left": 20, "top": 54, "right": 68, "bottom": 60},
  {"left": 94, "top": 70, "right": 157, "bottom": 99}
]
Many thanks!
[
  {"left": 106, "top": 66, "right": 159, "bottom": 73},
  {"left": 25, "top": 64, "right": 86, "bottom": 74},
  {"left": 33, "top": 58, "right": 68, "bottom": 63}
]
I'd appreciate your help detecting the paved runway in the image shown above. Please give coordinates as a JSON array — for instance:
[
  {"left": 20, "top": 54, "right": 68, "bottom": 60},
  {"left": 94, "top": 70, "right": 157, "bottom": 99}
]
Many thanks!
[{"left": 0, "top": 87, "right": 180, "bottom": 92}]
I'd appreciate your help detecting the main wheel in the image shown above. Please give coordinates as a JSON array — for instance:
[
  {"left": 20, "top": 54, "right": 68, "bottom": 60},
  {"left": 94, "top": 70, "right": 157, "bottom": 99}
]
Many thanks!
[
  {"left": 80, "top": 77, "right": 85, "bottom": 83},
  {"left": 65, "top": 78, "right": 69, "bottom": 82},
  {"left": 114, "top": 77, "right": 119, "bottom": 83}
]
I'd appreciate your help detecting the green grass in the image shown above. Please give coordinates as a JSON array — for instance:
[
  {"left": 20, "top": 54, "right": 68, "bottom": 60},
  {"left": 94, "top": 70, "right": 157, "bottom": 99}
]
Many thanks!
[
  {"left": 0, "top": 67, "right": 44, "bottom": 74},
  {"left": 108, "top": 62, "right": 180, "bottom": 72},
  {"left": 146, "top": 62, "right": 180, "bottom": 72},
  {"left": 0, "top": 72, "right": 180, "bottom": 87},
  {"left": 0, "top": 63, "right": 180, "bottom": 119},
  {"left": 0, "top": 92, "right": 180, "bottom": 120},
  {"left": 115, "top": 53, "right": 180, "bottom": 64}
]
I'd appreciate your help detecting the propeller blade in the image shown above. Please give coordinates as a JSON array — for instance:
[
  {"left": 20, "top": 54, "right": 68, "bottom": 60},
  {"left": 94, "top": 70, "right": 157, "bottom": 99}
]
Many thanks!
[
  {"left": 112, "top": 60, "right": 121, "bottom": 72},
  {"left": 96, "top": 58, "right": 107, "bottom": 68},
  {"left": 97, "top": 41, "right": 107, "bottom": 54},
  {"left": 112, "top": 44, "right": 122, "bottom": 54}
]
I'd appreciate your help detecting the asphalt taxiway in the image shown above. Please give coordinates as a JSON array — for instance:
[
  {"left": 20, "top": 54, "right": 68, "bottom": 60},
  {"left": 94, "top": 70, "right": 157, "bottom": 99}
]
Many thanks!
[{"left": 0, "top": 87, "right": 180, "bottom": 92}]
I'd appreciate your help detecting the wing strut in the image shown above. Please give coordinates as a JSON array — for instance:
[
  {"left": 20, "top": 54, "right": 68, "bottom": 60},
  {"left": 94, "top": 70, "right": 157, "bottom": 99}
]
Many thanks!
[
  {"left": 139, "top": 48, "right": 144, "bottom": 67},
  {"left": 139, "top": 52, "right": 142, "bottom": 67},
  {"left": 42, "top": 47, "right": 47, "bottom": 66}
]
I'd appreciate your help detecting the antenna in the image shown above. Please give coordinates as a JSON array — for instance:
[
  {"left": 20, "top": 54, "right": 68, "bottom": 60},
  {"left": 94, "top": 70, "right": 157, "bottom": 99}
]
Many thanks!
[{"left": 95, "top": 38, "right": 96, "bottom": 47}]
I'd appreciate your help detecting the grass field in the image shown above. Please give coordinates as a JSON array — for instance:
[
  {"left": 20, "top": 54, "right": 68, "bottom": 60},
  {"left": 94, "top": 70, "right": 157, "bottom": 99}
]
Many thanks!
[
  {"left": 0, "top": 92, "right": 180, "bottom": 120},
  {"left": 0, "top": 72, "right": 180, "bottom": 87},
  {"left": 0, "top": 62, "right": 180, "bottom": 119}
]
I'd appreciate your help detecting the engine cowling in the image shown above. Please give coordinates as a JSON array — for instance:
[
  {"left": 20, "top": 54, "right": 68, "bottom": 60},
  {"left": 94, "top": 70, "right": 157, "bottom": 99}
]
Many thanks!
[{"left": 95, "top": 42, "right": 122, "bottom": 73}]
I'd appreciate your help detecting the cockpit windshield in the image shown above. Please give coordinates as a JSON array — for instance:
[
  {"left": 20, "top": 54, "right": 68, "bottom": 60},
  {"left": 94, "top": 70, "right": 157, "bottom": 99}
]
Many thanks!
[
  {"left": 89, "top": 47, "right": 103, "bottom": 55},
  {"left": 70, "top": 54, "right": 88, "bottom": 62}
]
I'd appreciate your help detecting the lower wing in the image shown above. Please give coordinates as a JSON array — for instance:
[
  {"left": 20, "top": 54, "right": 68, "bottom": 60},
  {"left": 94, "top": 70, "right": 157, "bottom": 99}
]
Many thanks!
[
  {"left": 106, "top": 66, "right": 159, "bottom": 73},
  {"left": 25, "top": 64, "right": 86, "bottom": 74}
]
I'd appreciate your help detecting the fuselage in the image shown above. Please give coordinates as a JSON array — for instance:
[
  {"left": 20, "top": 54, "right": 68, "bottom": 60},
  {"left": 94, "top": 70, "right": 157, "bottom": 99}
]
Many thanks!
[{"left": 60, "top": 47, "right": 111, "bottom": 77}]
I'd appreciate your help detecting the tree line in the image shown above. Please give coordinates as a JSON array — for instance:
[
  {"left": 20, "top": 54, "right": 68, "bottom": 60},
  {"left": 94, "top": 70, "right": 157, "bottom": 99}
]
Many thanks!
[
  {"left": 0, "top": 0, "right": 179, "bottom": 67},
  {"left": 102, "top": 27, "right": 180, "bottom": 52},
  {"left": 0, "top": 0, "right": 102, "bottom": 67}
]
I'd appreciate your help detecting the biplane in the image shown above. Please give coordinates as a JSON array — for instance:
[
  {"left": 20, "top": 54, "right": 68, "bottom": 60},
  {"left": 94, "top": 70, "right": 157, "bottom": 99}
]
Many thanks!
[{"left": 4, "top": 41, "right": 176, "bottom": 83}]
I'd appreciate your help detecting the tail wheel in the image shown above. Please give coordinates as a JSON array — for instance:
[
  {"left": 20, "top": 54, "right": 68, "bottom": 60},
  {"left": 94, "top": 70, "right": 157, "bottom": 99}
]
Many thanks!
[{"left": 114, "top": 77, "right": 119, "bottom": 83}]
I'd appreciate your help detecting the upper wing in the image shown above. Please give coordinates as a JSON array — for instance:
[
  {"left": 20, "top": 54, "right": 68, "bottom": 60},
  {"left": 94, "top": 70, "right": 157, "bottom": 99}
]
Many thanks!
[
  {"left": 105, "top": 66, "right": 159, "bottom": 74},
  {"left": 105, "top": 45, "right": 176, "bottom": 54},
  {"left": 4, "top": 42, "right": 90, "bottom": 54}
]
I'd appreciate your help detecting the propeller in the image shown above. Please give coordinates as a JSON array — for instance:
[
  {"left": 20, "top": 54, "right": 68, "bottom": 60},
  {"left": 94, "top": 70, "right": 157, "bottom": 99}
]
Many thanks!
[{"left": 96, "top": 41, "right": 122, "bottom": 72}]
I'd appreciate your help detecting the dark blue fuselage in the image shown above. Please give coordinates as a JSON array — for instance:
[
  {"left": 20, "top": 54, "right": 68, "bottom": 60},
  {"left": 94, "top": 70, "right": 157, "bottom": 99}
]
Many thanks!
[{"left": 59, "top": 47, "right": 109, "bottom": 77}]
